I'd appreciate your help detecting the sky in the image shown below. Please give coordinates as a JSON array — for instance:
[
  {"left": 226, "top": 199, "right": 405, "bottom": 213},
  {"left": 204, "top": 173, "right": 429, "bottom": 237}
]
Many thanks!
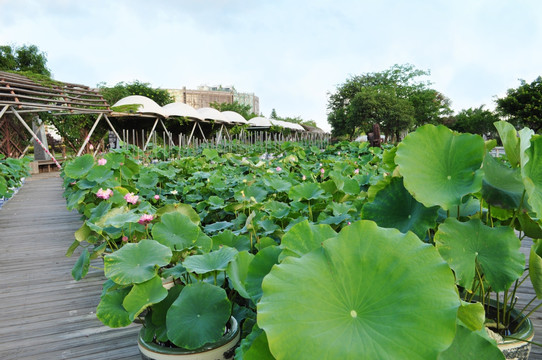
[{"left": 1, "top": 0, "right": 542, "bottom": 132}]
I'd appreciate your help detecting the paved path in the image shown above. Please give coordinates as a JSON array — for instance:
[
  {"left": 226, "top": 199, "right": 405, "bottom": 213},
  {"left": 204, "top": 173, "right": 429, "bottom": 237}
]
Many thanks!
[{"left": 0, "top": 173, "right": 139, "bottom": 360}]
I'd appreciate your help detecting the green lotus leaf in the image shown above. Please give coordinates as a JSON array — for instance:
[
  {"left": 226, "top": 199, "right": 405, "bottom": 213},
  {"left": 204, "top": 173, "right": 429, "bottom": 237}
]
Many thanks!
[
  {"left": 361, "top": 176, "right": 439, "bottom": 239},
  {"left": 120, "top": 157, "right": 140, "bottom": 179},
  {"left": 227, "top": 250, "right": 255, "bottom": 299},
  {"left": 86, "top": 166, "right": 114, "bottom": 183},
  {"left": 66, "top": 189, "right": 88, "bottom": 210},
  {"left": 245, "top": 245, "right": 282, "bottom": 304},
  {"left": 396, "top": 124, "right": 485, "bottom": 210},
  {"left": 152, "top": 212, "right": 211, "bottom": 252},
  {"left": 0, "top": 176, "right": 7, "bottom": 196},
  {"left": 517, "top": 213, "right": 542, "bottom": 239},
  {"left": 457, "top": 301, "right": 485, "bottom": 332},
  {"left": 102, "top": 210, "right": 140, "bottom": 228},
  {"left": 494, "top": 120, "right": 520, "bottom": 168},
  {"left": 264, "top": 178, "right": 292, "bottom": 193},
  {"left": 288, "top": 182, "right": 324, "bottom": 201},
  {"left": 207, "top": 195, "right": 225, "bottom": 210},
  {"left": 330, "top": 173, "right": 359, "bottom": 195},
  {"left": 280, "top": 219, "right": 337, "bottom": 260},
  {"left": 183, "top": 246, "right": 238, "bottom": 274},
  {"left": 211, "top": 230, "right": 251, "bottom": 252},
  {"left": 530, "top": 240, "right": 542, "bottom": 299},
  {"left": 123, "top": 275, "right": 168, "bottom": 321},
  {"left": 89, "top": 201, "right": 111, "bottom": 222},
  {"left": 522, "top": 135, "right": 542, "bottom": 219},
  {"left": 204, "top": 221, "right": 233, "bottom": 233},
  {"left": 438, "top": 320, "right": 504, "bottom": 360},
  {"left": 150, "top": 285, "right": 184, "bottom": 342},
  {"left": 435, "top": 218, "right": 524, "bottom": 292},
  {"left": 481, "top": 153, "right": 525, "bottom": 209},
  {"left": 519, "top": 127, "right": 535, "bottom": 169},
  {"left": 166, "top": 282, "right": 231, "bottom": 349},
  {"left": 71, "top": 248, "right": 90, "bottom": 281},
  {"left": 258, "top": 220, "right": 459, "bottom": 360},
  {"left": 155, "top": 204, "right": 201, "bottom": 225},
  {"left": 96, "top": 287, "right": 132, "bottom": 328},
  {"left": 137, "top": 172, "right": 159, "bottom": 188},
  {"left": 235, "top": 325, "right": 274, "bottom": 360},
  {"left": 263, "top": 201, "right": 290, "bottom": 219},
  {"left": 64, "top": 154, "right": 94, "bottom": 179},
  {"left": 104, "top": 240, "right": 172, "bottom": 285},
  {"left": 202, "top": 148, "right": 219, "bottom": 160}
]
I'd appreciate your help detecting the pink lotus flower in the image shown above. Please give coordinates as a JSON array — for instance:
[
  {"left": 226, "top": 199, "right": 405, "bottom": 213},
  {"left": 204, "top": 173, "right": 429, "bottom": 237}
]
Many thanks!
[
  {"left": 138, "top": 214, "right": 154, "bottom": 225},
  {"left": 320, "top": 168, "right": 325, "bottom": 174},
  {"left": 96, "top": 188, "right": 113, "bottom": 199},
  {"left": 124, "top": 192, "right": 139, "bottom": 204},
  {"left": 122, "top": 236, "right": 129, "bottom": 242},
  {"left": 154, "top": 195, "right": 160, "bottom": 200},
  {"left": 276, "top": 166, "right": 282, "bottom": 172},
  {"left": 97, "top": 158, "right": 107, "bottom": 166},
  {"left": 354, "top": 168, "right": 359, "bottom": 175}
]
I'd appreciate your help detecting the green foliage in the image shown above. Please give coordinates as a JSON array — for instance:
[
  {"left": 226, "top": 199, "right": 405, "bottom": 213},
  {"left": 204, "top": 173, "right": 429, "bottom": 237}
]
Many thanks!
[
  {"left": 210, "top": 100, "right": 257, "bottom": 120},
  {"left": 449, "top": 106, "right": 500, "bottom": 138},
  {"left": 327, "top": 63, "right": 451, "bottom": 139},
  {"left": 98, "top": 80, "right": 174, "bottom": 106},
  {"left": 0, "top": 44, "right": 51, "bottom": 76},
  {"left": 496, "top": 76, "right": 542, "bottom": 132}
]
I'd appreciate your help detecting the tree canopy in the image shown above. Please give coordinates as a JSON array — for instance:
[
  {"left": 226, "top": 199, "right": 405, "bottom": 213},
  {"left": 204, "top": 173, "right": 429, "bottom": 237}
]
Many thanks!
[
  {"left": 327, "top": 64, "right": 451, "bottom": 140},
  {"left": 98, "top": 80, "right": 174, "bottom": 107},
  {"left": 496, "top": 76, "right": 542, "bottom": 133},
  {"left": 210, "top": 100, "right": 257, "bottom": 120},
  {"left": 269, "top": 108, "right": 317, "bottom": 127},
  {"left": 0, "top": 44, "right": 51, "bottom": 77},
  {"left": 448, "top": 106, "right": 499, "bottom": 138}
]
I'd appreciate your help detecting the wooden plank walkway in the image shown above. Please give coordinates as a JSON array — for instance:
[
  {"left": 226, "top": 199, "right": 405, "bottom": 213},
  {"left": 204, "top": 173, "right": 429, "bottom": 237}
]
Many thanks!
[
  {"left": 1, "top": 172, "right": 542, "bottom": 359},
  {"left": 0, "top": 173, "right": 140, "bottom": 360}
]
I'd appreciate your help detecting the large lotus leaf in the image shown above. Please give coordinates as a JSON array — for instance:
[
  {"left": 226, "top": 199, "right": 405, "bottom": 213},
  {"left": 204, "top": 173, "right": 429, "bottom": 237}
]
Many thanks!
[
  {"left": 96, "top": 287, "right": 132, "bottom": 328},
  {"left": 66, "top": 189, "right": 88, "bottom": 210},
  {"left": 530, "top": 240, "right": 542, "bottom": 299},
  {"left": 494, "top": 120, "right": 520, "bottom": 168},
  {"left": 151, "top": 212, "right": 211, "bottom": 252},
  {"left": 263, "top": 201, "right": 290, "bottom": 219},
  {"left": 396, "top": 124, "right": 485, "bottom": 210},
  {"left": 102, "top": 210, "right": 140, "bottom": 228},
  {"left": 517, "top": 213, "right": 542, "bottom": 239},
  {"left": 435, "top": 218, "right": 524, "bottom": 292},
  {"left": 155, "top": 204, "right": 201, "bottom": 225},
  {"left": 279, "top": 219, "right": 337, "bottom": 260},
  {"left": 226, "top": 251, "right": 255, "bottom": 299},
  {"left": 438, "top": 320, "right": 504, "bottom": 360},
  {"left": 519, "top": 127, "right": 535, "bottom": 169},
  {"left": 137, "top": 172, "right": 159, "bottom": 188},
  {"left": 258, "top": 220, "right": 459, "bottom": 360},
  {"left": 166, "top": 282, "right": 231, "bottom": 349},
  {"left": 521, "top": 135, "right": 542, "bottom": 219},
  {"left": 86, "top": 166, "right": 114, "bottom": 183},
  {"left": 361, "top": 176, "right": 439, "bottom": 239},
  {"left": 123, "top": 275, "right": 168, "bottom": 321},
  {"left": 211, "top": 230, "right": 251, "bottom": 252},
  {"left": 104, "top": 240, "right": 172, "bottom": 285},
  {"left": 263, "top": 178, "right": 292, "bottom": 193},
  {"left": 64, "top": 154, "right": 94, "bottom": 179},
  {"left": 150, "top": 285, "right": 184, "bottom": 342},
  {"left": 481, "top": 153, "right": 525, "bottom": 209},
  {"left": 183, "top": 246, "right": 238, "bottom": 274},
  {"left": 120, "top": 157, "right": 140, "bottom": 180},
  {"left": 71, "top": 249, "right": 90, "bottom": 281},
  {"left": 245, "top": 245, "right": 282, "bottom": 304},
  {"left": 235, "top": 326, "right": 274, "bottom": 360},
  {"left": 457, "top": 301, "right": 485, "bottom": 332},
  {"left": 288, "top": 182, "right": 324, "bottom": 201},
  {"left": 330, "top": 173, "right": 360, "bottom": 195}
]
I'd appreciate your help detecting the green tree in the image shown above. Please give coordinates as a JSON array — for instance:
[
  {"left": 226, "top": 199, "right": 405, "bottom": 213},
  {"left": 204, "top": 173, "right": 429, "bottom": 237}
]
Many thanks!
[
  {"left": 496, "top": 76, "right": 542, "bottom": 132},
  {"left": 327, "top": 64, "right": 450, "bottom": 139},
  {"left": 98, "top": 80, "right": 174, "bottom": 106},
  {"left": 210, "top": 101, "right": 257, "bottom": 120},
  {"left": 0, "top": 44, "right": 51, "bottom": 76},
  {"left": 449, "top": 106, "right": 499, "bottom": 138},
  {"left": 268, "top": 109, "right": 317, "bottom": 127}
]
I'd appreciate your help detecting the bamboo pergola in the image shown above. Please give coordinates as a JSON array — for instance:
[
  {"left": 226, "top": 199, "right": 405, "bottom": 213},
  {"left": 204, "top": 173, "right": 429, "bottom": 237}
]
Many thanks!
[{"left": 0, "top": 71, "right": 120, "bottom": 167}]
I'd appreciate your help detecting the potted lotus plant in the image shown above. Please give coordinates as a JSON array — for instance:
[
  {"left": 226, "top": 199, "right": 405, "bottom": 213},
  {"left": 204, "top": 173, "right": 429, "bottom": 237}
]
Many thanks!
[{"left": 95, "top": 209, "right": 249, "bottom": 360}]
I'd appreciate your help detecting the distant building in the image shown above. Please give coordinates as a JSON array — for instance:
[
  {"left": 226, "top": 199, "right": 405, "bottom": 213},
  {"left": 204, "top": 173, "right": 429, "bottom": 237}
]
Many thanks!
[{"left": 167, "top": 86, "right": 260, "bottom": 115}]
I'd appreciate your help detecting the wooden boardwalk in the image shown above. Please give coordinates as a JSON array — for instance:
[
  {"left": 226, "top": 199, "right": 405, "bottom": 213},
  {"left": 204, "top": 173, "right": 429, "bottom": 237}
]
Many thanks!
[
  {"left": 0, "top": 173, "right": 140, "bottom": 360},
  {"left": 1, "top": 172, "right": 542, "bottom": 359}
]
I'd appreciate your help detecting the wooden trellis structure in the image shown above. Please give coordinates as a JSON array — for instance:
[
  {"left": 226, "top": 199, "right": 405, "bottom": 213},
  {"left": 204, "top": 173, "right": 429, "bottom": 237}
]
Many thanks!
[{"left": 0, "top": 71, "right": 119, "bottom": 167}]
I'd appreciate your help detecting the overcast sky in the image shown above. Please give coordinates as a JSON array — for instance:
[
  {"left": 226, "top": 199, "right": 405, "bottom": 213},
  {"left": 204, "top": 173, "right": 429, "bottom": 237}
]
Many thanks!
[{"left": 1, "top": 0, "right": 542, "bottom": 131}]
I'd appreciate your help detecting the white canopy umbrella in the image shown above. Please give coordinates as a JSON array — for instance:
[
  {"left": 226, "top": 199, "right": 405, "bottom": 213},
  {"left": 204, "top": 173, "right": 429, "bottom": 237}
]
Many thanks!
[
  {"left": 112, "top": 95, "right": 167, "bottom": 118},
  {"left": 162, "top": 102, "right": 204, "bottom": 121},
  {"left": 248, "top": 116, "right": 273, "bottom": 128},
  {"left": 197, "top": 107, "right": 229, "bottom": 123},
  {"left": 222, "top": 111, "right": 248, "bottom": 124}
]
